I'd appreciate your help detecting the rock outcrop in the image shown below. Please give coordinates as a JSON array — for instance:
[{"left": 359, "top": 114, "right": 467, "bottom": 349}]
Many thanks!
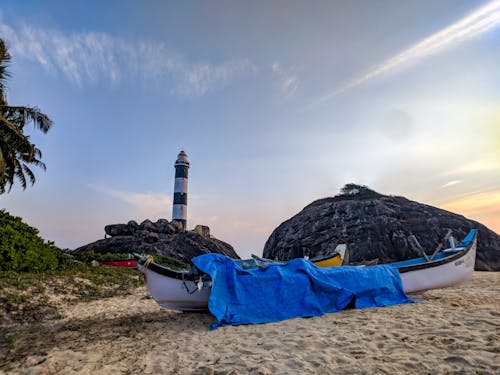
[
  {"left": 74, "top": 219, "right": 239, "bottom": 262},
  {"left": 263, "top": 184, "right": 500, "bottom": 271}
]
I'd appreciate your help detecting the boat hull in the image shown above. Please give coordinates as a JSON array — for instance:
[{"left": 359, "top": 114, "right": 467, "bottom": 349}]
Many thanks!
[
  {"left": 101, "top": 259, "right": 137, "bottom": 268},
  {"left": 136, "top": 231, "right": 477, "bottom": 311},
  {"left": 313, "top": 254, "right": 342, "bottom": 267},
  {"left": 399, "top": 238, "right": 476, "bottom": 294},
  {"left": 139, "top": 264, "right": 211, "bottom": 311}
]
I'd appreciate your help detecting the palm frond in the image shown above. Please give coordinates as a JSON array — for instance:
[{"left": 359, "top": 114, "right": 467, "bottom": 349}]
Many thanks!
[
  {"left": 0, "top": 38, "right": 51, "bottom": 194},
  {"left": 28, "top": 158, "right": 46, "bottom": 171},
  {"left": 14, "top": 166, "right": 27, "bottom": 190},
  {"left": 0, "top": 146, "right": 5, "bottom": 180},
  {"left": 33, "top": 148, "right": 42, "bottom": 159},
  {"left": 0, "top": 39, "right": 12, "bottom": 102},
  {"left": 22, "top": 164, "right": 36, "bottom": 185},
  {"left": 0, "top": 114, "right": 30, "bottom": 141},
  {"left": 2, "top": 106, "right": 53, "bottom": 133}
]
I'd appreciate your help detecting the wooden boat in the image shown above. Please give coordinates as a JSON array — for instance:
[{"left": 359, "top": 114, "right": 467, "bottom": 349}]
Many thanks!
[
  {"left": 250, "top": 244, "right": 346, "bottom": 268},
  {"left": 101, "top": 259, "right": 137, "bottom": 268},
  {"left": 133, "top": 255, "right": 211, "bottom": 311},
  {"left": 393, "top": 229, "right": 477, "bottom": 294},
  {"left": 310, "top": 244, "right": 347, "bottom": 267},
  {"left": 131, "top": 249, "right": 347, "bottom": 311},
  {"left": 312, "top": 253, "right": 343, "bottom": 267},
  {"left": 133, "top": 229, "right": 477, "bottom": 311}
]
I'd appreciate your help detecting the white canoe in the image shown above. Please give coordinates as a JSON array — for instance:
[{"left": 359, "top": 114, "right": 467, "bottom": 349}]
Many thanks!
[
  {"left": 136, "top": 261, "right": 211, "bottom": 312},
  {"left": 134, "top": 229, "right": 477, "bottom": 311},
  {"left": 395, "top": 230, "right": 477, "bottom": 294}
]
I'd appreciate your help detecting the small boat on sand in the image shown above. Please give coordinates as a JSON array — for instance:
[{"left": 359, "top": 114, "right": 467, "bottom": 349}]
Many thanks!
[
  {"left": 393, "top": 229, "right": 477, "bottom": 293},
  {"left": 101, "top": 259, "right": 138, "bottom": 268},
  {"left": 132, "top": 247, "right": 344, "bottom": 311},
  {"left": 133, "top": 229, "right": 477, "bottom": 311},
  {"left": 249, "top": 244, "right": 346, "bottom": 268}
]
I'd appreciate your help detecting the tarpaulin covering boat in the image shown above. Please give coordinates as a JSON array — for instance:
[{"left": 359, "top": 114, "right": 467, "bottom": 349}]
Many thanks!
[
  {"left": 192, "top": 255, "right": 412, "bottom": 329},
  {"left": 134, "top": 229, "right": 477, "bottom": 324}
]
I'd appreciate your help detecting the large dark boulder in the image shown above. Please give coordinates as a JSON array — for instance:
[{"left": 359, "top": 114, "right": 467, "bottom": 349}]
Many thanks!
[
  {"left": 139, "top": 219, "right": 156, "bottom": 232},
  {"left": 105, "top": 224, "right": 133, "bottom": 237},
  {"left": 74, "top": 219, "right": 239, "bottom": 262},
  {"left": 154, "top": 219, "right": 176, "bottom": 234},
  {"left": 263, "top": 184, "right": 500, "bottom": 271},
  {"left": 76, "top": 236, "right": 143, "bottom": 254}
]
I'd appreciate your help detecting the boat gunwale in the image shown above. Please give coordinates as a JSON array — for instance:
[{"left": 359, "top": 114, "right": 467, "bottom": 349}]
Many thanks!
[
  {"left": 309, "top": 252, "right": 341, "bottom": 263},
  {"left": 133, "top": 253, "right": 199, "bottom": 281},
  {"left": 133, "top": 230, "right": 477, "bottom": 280},
  {"left": 397, "top": 234, "right": 476, "bottom": 274}
]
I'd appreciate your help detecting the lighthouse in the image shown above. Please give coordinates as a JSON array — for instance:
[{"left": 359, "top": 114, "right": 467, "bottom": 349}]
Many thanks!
[{"left": 172, "top": 150, "right": 190, "bottom": 231}]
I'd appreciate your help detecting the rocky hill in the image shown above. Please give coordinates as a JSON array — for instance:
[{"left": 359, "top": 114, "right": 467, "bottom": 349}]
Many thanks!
[
  {"left": 263, "top": 184, "right": 500, "bottom": 271},
  {"left": 74, "top": 219, "right": 239, "bottom": 262}
]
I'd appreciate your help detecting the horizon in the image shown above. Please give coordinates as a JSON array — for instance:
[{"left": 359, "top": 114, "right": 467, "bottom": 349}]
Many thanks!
[{"left": 0, "top": 0, "right": 499, "bottom": 258}]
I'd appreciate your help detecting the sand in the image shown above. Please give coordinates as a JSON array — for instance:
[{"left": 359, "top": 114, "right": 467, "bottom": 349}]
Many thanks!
[{"left": 1, "top": 272, "right": 499, "bottom": 374}]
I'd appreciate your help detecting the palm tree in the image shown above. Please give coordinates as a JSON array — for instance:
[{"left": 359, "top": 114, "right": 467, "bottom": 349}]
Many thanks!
[{"left": 0, "top": 38, "right": 53, "bottom": 193}]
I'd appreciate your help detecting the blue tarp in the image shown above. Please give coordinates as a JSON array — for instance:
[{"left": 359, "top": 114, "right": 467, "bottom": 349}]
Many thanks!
[{"left": 192, "top": 254, "right": 413, "bottom": 329}]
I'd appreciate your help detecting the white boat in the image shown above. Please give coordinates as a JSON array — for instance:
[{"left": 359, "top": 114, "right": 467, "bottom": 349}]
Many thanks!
[
  {"left": 133, "top": 229, "right": 477, "bottom": 311},
  {"left": 392, "top": 229, "right": 477, "bottom": 294},
  {"left": 133, "top": 246, "right": 346, "bottom": 311},
  {"left": 135, "top": 258, "right": 211, "bottom": 311}
]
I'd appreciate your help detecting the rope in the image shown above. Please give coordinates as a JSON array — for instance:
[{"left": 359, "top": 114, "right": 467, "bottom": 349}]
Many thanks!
[
  {"left": 143, "top": 255, "right": 154, "bottom": 269},
  {"left": 182, "top": 273, "right": 202, "bottom": 294},
  {"left": 142, "top": 254, "right": 201, "bottom": 294}
]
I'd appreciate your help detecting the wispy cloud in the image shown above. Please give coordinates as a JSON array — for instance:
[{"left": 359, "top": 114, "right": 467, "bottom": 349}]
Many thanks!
[
  {"left": 443, "top": 158, "right": 499, "bottom": 176},
  {"left": 440, "top": 180, "right": 462, "bottom": 188},
  {"left": 318, "top": 0, "right": 500, "bottom": 102},
  {"left": 0, "top": 22, "right": 256, "bottom": 97},
  {"left": 271, "top": 62, "right": 299, "bottom": 98},
  {"left": 88, "top": 184, "right": 171, "bottom": 218}
]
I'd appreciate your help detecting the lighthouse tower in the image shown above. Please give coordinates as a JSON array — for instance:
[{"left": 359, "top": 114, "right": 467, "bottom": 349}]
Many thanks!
[{"left": 172, "top": 150, "right": 190, "bottom": 231}]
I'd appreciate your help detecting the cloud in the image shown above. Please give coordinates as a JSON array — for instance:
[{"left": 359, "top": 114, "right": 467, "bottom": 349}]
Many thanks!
[
  {"left": 0, "top": 22, "right": 256, "bottom": 97},
  {"left": 319, "top": 0, "right": 500, "bottom": 101},
  {"left": 443, "top": 158, "right": 500, "bottom": 176},
  {"left": 88, "top": 184, "right": 171, "bottom": 218},
  {"left": 271, "top": 62, "right": 299, "bottom": 98},
  {"left": 440, "top": 180, "right": 462, "bottom": 188}
]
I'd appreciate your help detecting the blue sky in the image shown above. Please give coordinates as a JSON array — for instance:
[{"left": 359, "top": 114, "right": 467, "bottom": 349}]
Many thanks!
[{"left": 1, "top": 0, "right": 499, "bottom": 258}]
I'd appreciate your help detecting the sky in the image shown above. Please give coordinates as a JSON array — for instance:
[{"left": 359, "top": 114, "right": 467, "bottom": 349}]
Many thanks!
[{"left": 0, "top": 0, "right": 499, "bottom": 259}]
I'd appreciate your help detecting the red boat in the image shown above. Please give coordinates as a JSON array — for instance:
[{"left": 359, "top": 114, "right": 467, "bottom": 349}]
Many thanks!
[{"left": 101, "top": 259, "right": 137, "bottom": 268}]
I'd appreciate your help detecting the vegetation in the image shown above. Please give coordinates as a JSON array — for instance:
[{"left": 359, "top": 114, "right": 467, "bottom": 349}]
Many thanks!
[
  {"left": 151, "top": 254, "right": 188, "bottom": 269},
  {"left": 0, "top": 208, "right": 191, "bottom": 327},
  {"left": 0, "top": 209, "right": 64, "bottom": 272},
  {"left": 0, "top": 38, "right": 53, "bottom": 193},
  {"left": 337, "top": 183, "right": 384, "bottom": 200},
  {"left": 72, "top": 251, "right": 135, "bottom": 263},
  {"left": 0, "top": 263, "right": 143, "bottom": 323},
  {"left": 306, "top": 184, "right": 385, "bottom": 209}
]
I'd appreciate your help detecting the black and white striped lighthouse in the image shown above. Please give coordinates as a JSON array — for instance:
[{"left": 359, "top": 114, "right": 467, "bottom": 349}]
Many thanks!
[{"left": 172, "top": 150, "right": 190, "bottom": 231}]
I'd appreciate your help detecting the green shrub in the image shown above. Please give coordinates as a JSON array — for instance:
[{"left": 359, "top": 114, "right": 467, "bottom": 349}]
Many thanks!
[
  {"left": 72, "top": 251, "right": 133, "bottom": 263},
  {"left": 0, "top": 210, "right": 63, "bottom": 272}
]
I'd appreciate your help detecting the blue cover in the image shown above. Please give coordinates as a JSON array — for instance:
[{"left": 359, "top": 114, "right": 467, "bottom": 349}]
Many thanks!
[{"left": 192, "top": 254, "right": 413, "bottom": 329}]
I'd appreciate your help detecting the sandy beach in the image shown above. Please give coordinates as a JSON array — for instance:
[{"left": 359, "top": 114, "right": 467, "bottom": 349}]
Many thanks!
[{"left": 1, "top": 272, "right": 499, "bottom": 374}]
